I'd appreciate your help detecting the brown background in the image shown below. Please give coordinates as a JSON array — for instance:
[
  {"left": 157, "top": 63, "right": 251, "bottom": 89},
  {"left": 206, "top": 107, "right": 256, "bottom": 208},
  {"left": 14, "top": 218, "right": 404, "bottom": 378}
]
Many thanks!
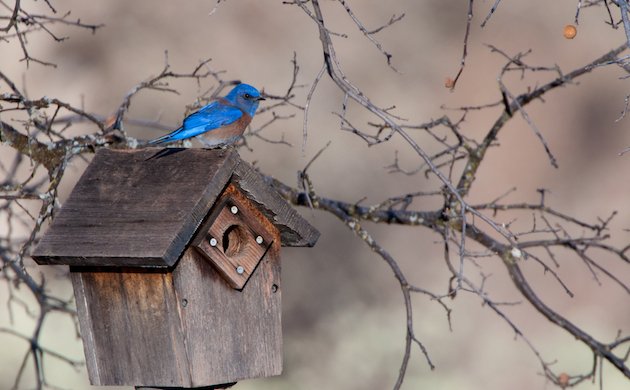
[{"left": 1, "top": 1, "right": 629, "bottom": 389}]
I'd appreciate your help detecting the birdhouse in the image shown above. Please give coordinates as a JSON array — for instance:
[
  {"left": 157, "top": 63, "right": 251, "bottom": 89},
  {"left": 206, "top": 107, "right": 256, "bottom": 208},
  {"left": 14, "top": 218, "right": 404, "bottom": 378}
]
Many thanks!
[{"left": 31, "top": 148, "right": 319, "bottom": 389}]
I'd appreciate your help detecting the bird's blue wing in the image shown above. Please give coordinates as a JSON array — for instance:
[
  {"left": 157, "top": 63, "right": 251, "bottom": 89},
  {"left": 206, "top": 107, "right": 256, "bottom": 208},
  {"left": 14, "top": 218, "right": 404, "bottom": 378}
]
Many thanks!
[
  {"left": 183, "top": 102, "right": 243, "bottom": 133},
  {"left": 147, "top": 101, "right": 243, "bottom": 145}
]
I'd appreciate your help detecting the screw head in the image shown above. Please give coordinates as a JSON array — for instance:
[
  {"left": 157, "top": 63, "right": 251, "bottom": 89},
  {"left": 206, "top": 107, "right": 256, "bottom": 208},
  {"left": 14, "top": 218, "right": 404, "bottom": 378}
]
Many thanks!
[
  {"left": 209, "top": 237, "right": 217, "bottom": 247},
  {"left": 256, "top": 235, "right": 264, "bottom": 245},
  {"left": 230, "top": 205, "right": 239, "bottom": 214},
  {"left": 236, "top": 265, "right": 245, "bottom": 275}
]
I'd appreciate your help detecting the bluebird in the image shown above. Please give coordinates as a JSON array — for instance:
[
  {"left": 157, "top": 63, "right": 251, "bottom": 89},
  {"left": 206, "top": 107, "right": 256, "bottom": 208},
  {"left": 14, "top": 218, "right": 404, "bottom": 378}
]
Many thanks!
[{"left": 147, "top": 83, "right": 265, "bottom": 148}]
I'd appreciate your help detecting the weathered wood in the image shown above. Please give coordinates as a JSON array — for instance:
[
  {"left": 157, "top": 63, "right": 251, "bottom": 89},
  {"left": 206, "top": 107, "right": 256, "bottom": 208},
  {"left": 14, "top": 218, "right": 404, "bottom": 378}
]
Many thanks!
[
  {"left": 33, "top": 148, "right": 239, "bottom": 267},
  {"left": 70, "top": 236, "right": 282, "bottom": 387},
  {"left": 172, "top": 244, "right": 283, "bottom": 386},
  {"left": 71, "top": 268, "right": 191, "bottom": 386},
  {"left": 32, "top": 147, "right": 316, "bottom": 387},
  {"left": 232, "top": 159, "right": 319, "bottom": 247},
  {"left": 193, "top": 184, "right": 276, "bottom": 290}
]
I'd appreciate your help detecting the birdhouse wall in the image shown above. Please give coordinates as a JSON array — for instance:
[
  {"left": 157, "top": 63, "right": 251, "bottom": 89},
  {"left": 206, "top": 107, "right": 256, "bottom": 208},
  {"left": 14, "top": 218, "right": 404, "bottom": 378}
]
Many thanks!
[
  {"left": 71, "top": 269, "right": 190, "bottom": 386},
  {"left": 173, "top": 244, "right": 282, "bottom": 386},
  {"left": 71, "top": 241, "right": 282, "bottom": 387}
]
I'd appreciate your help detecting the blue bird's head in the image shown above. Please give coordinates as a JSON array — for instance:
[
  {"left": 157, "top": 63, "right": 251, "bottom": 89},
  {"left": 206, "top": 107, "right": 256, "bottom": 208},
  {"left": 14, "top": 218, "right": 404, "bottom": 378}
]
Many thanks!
[{"left": 224, "top": 83, "right": 265, "bottom": 117}]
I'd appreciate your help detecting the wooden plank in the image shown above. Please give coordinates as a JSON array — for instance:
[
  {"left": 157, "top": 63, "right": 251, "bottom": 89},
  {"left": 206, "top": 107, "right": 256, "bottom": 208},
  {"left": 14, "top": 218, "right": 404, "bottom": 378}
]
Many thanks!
[
  {"left": 172, "top": 244, "right": 283, "bottom": 386},
  {"left": 232, "top": 159, "right": 320, "bottom": 247},
  {"left": 71, "top": 267, "right": 191, "bottom": 387},
  {"left": 33, "top": 148, "right": 238, "bottom": 267}
]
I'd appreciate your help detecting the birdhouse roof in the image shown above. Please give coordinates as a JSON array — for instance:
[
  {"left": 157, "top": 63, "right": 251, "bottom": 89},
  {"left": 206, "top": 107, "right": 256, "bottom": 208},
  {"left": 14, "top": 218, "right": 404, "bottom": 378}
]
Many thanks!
[{"left": 32, "top": 148, "right": 318, "bottom": 268}]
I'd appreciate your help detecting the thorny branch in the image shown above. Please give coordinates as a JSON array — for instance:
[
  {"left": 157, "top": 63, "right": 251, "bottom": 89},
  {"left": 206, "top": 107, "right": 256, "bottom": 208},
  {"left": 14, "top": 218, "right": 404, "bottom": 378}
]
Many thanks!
[{"left": 2, "top": 1, "right": 630, "bottom": 390}]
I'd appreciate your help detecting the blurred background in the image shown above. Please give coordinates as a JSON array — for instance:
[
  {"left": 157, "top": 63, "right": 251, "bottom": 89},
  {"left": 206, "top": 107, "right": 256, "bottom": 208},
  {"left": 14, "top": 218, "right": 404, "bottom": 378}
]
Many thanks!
[{"left": 1, "top": 0, "right": 630, "bottom": 389}]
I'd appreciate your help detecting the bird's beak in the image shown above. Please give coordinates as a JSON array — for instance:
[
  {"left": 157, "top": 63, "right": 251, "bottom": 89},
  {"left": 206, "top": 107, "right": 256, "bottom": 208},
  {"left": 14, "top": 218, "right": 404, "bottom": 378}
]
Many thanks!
[{"left": 257, "top": 96, "right": 266, "bottom": 101}]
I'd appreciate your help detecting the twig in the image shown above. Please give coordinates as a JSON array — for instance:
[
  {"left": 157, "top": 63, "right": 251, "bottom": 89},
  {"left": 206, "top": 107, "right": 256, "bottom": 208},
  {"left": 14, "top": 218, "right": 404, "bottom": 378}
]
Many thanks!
[
  {"left": 481, "top": 0, "right": 503, "bottom": 27},
  {"left": 302, "top": 63, "right": 326, "bottom": 152},
  {"left": 449, "top": 0, "right": 474, "bottom": 89},
  {"left": 337, "top": 0, "right": 400, "bottom": 71}
]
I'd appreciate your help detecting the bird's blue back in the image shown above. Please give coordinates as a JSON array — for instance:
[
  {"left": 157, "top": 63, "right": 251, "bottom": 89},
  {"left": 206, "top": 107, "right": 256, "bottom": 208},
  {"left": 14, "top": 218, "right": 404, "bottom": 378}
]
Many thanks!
[{"left": 147, "top": 83, "right": 264, "bottom": 146}]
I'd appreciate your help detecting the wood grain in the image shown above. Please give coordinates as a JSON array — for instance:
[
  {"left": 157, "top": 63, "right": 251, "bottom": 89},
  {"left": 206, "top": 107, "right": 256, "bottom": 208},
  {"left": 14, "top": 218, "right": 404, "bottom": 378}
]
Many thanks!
[
  {"left": 71, "top": 268, "right": 191, "bottom": 386},
  {"left": 33, "top": 148, "right": 238, "bottom": 267},
  {"left": 172, "top": 245, "right": 283, "bottom": 386},
  {"left": 72, "top": 241, "right": 283, "bottom": 387}
]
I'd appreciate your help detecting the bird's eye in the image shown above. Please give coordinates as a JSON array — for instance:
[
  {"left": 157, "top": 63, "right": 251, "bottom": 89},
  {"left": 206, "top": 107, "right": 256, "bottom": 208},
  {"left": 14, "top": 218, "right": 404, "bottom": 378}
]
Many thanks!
[{"left": 243, "top": 93, "right": 252, "bottom": 99}]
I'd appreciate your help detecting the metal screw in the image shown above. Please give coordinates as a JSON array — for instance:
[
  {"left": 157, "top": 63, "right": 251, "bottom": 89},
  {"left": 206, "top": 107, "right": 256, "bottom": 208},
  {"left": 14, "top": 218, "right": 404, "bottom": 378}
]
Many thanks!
[
  {"left": 256, "top": 235, "right": 264, "bottom": 245},
  {"left": 209, "top": 237, "right": 217, "bottom": 247},
  {"left": 230, "top": 205, "right": 238, "bottom": 214},
  {"left": 181, "top": 299, "right": 188, "bottom": 307},
  {"left": 236, "top": 265, "right": 245, "bottom": 275}
]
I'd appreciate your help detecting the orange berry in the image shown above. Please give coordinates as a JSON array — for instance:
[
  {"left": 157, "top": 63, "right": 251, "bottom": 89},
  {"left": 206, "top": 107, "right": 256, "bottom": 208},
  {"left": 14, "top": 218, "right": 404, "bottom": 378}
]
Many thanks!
[
  {"left": 444, "top": 77, "right": 455, "bottom": 89},
  {"left": 563, "top": 24, "right": 577, "bottom": 39},
  {"left": 558, "top": 372, "right": 570, "bottom": 387}
]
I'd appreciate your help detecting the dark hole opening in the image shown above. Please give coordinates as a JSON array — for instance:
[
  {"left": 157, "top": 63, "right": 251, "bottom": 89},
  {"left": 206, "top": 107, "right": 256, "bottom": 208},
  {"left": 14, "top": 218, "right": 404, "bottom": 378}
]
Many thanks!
[{"left": 223, "top": 225, "right": 247, "bottom": 257}]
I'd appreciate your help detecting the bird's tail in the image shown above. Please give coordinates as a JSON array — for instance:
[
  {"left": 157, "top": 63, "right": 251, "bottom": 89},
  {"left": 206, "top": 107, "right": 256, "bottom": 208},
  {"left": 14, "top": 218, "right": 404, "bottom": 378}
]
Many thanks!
[{"left": 146, "top": 128, "right": 183, "bottom": 146}]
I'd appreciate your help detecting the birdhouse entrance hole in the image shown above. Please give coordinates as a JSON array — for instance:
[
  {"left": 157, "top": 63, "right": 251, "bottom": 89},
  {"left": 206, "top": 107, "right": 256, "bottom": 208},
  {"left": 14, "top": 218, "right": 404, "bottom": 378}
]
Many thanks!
[{"left": 223, "top": 224, "right": 246, "bottom": 256}]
